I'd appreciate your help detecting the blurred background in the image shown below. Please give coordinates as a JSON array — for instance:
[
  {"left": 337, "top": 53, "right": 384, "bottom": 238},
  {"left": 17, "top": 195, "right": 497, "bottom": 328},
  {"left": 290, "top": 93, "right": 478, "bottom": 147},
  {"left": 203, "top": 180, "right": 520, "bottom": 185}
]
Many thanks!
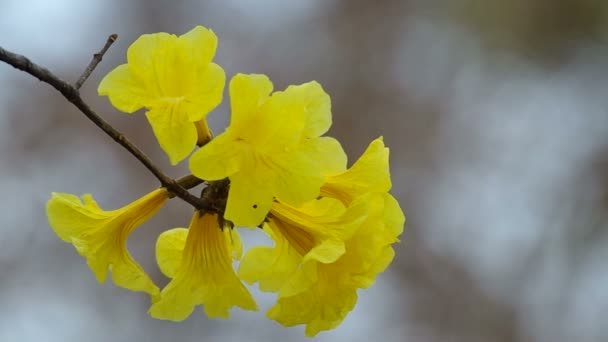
[{"left": 2, "top": 0, "right": 608, "bottom": 341}]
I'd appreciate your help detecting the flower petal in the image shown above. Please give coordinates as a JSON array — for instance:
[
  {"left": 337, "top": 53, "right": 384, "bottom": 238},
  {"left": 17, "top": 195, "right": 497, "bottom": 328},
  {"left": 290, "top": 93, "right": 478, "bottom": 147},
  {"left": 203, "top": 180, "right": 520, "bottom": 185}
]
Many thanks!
[
  {"left": 229, "top": 73, "right": 273, "bottom": 126},
  {"left": 155, "top": 228, "right": 188, "bottom": 278},
  {"left": 285, "top": 81, "right": 332, "bottom": 139},
  {"left": 269, "top": 137, "right": 345, "bottom": 208},
  {"left": 384, "top": 193, "right": 405, "bottom": 237},
  {"left": 146, "top": 105, "right": 197, "bottom": 165},
  {"left": 46, "top": 192, "right": 103, "bottom": 242},
  {"left": 238, "top": 224, "right": 300, "bottom": 292},
  {"left": 277, "top": 261, "right": 318, "bottom": 298},
  {"left": 189, "top": 130, "right": 244, "bottom": 180},
  {"left": 322, "top": 137, "right": 391, "bottom": 203},
  {"left": 267, "top": 272, "right": 358, "bottom": 337},
  {"left": 303, "top": 238, "right": 345, "bottom": 264},
  {"left": 271, "top": 150, "right": 325, "bottom": 207},
  {"left": 299, "top": 136, "right": 347, "bottom": 176},
  {"left": 126, "top": 31, "right": 177, "bottom": 93},
  {"left": 184, "top": 63, "right": 226, "bottom": 122},
  {"left": 98, "top": 64, "right": 151, "bottom": 113},
  {"left": 254, "top": 89, "right": 307, "bottom": 150},
  {"left": 352, "top": 246, "right": 395, "bottom": 289},
  {"left": 224, "top": 170, "right": 274, "bottom": 227},
  {"left": 178, "top": 26, "right": 218, "bottom": 66},
  {"left": 229, "top": 84, "right": 306, "bottom": 151},
  {"left": 225, "top": 227, "right": 243, "bottom": 260}
]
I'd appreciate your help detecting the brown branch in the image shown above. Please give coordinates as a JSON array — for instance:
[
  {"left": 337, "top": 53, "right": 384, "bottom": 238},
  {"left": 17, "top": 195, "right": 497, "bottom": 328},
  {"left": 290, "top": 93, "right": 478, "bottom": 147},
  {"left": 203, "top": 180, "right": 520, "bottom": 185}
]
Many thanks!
[
  {"left": 74, "top": 34, "right": 117, "bottom": 90},
  {"left": 173, "top": 175, "right": 205, "bottom": 197},
  {"left": 0, "top": 45, "right": 213, "bottom": 212}
]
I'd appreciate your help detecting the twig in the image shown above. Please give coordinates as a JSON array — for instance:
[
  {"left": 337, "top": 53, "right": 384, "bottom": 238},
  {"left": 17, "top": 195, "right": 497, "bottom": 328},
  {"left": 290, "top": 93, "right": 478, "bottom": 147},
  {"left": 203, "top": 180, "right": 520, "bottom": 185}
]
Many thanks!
[
  {"left": 74, "top": 34, "right": 117, "bottom": 90},
  {"left": 173, "top": 175, "right": 205, "bottom": 197},
  {"left": 0, "top": 45, "right": 213, "bottom": 212}
]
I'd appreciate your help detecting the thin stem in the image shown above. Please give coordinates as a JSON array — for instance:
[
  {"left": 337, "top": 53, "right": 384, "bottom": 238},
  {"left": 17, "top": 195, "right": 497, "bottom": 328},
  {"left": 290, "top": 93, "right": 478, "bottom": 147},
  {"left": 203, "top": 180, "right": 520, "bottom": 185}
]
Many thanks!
[
  {"left": 0, "top": 44, "right": 212, "bottom": 212},
  {"left": 74, "top": 34, "right": 118, "bottom": 90},
  {"left": 173, "top": 175, "right": 205, "bottom": 197}
]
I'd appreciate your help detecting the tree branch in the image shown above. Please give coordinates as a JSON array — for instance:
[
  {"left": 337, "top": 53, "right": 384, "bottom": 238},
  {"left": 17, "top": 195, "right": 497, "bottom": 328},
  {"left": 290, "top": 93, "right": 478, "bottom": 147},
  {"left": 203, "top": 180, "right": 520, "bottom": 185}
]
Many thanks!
[
  {"left": 174, "top": 175, "right": 205, "bottom": 196},
  {"left": 74, "top": 33, "right": 117, "bottom": 90},
  {"left": 0, "top": 45, "right": 212, "bottom": 212}
]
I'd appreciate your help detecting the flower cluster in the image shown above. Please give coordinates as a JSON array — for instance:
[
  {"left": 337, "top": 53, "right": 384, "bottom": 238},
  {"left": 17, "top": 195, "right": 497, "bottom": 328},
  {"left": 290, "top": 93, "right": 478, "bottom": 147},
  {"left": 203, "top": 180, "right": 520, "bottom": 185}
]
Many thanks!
[{"left": 46, "top": 26, "right": 405, "bottom": 337}]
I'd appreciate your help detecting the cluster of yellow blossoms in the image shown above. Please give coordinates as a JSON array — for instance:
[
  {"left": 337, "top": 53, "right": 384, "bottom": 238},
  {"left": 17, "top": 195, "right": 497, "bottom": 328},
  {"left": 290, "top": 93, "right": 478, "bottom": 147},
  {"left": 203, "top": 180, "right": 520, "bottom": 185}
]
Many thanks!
[{"left": 46, "top": 26, "right": 405, "bottom": 337}]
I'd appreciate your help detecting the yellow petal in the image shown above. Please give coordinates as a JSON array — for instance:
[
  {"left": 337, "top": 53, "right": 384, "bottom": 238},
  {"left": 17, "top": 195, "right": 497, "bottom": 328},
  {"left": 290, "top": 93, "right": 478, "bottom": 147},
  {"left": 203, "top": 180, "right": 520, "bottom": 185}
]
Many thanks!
[
  {"left": 299, "top": 137, "right": 347, "bottom": 175},
  {"left": 322, "top": 137, "right": 391, "bottom": 204},
  {"left": 271, "top": 137, "right": 347, "bottom": 207},
  {"left": 267, "top": 272, "right": 358, "bottom": 337},
  {"left": 272, "top": 150, "right": 325, "bottom": 207},
  {"left": 126, "top": 31, "right": 177, "bottom": 93},
  {"left": 331, "top": 193, "right": 402, "bottom": 289},
  {"left": 149, "top": 213, "right": 257, "bottom": 321},
  {"left": 233, "top": 137, "right": 346, "bottom": 212},
  {"left": 229, "top": 73, "right": 273, "bottom": 126},
  {"left": 47, "top": 193, "right": 103, "bottom": 242},
  {"left": 254, "top": 89, "right": 307, "bottom": 150},
  {"left": 155, "top": 228, "right": 188, "bottom": 278},
  {"left": 223, "top": 170, "right": 274, "bottom": 227},
  {"left": 146, "top": 105, "right": 197, "bottom": 165},
  {"left": 183, "top": 63, "right": 226, "bottom": 122},
  {"left": 284, "top": 81, "right": 332, "bottom": 139},
  {"left": 229, "top": 83, "right": 306, "bottom": 151},
  {"left": 81, "top": 194, "right": 103, "bottom": 210},
  {"left": 189, "top": 133, "right": 244, "bottom": 180},
  {"left": 238, "top": 224, "right": 301, "bottom": 292},
  {"left": 352, "top": 246, "right": 395, "bottom": 289},
  {"left": 97, "top": 64, "right": 152, "bottom": 113},
  {"left": 384, "top": 193, "right": 405, "bottom": 237},
  {"left": 271, "top": 196, "right": 367, "bottom": 242},
  {"left": 303, "top": 238, "right": 345, "bottom": 264},
  {"left": 46, "top": 189, "right": 168, "bottom": 297},
  {"left": 277, "top": 261, "right": 318, "bottom": 298},
  {"left": 178, "top": 26, "right": 218, "bottom": 67},
  {"left": 225, "top": 227, "right": 243, "bottom": 260}
]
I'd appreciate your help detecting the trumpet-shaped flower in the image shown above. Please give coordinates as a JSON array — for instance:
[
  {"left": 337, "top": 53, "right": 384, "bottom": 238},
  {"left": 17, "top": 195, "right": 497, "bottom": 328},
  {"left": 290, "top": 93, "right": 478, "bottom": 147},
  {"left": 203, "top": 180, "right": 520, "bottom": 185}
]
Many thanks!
[
  {"left": 149, "top": 212, "right": 257, "bottom": 320},
  {"left": 238, "top": 137, "right": 405, "bottom": 336},
  {"left": 266, "top": 193, "right": 402, "bottom": 336},
  {"left": 189, "top": 73, "right": 346, "bottom": 228},
  {"left": 46, "top": 188, "right": 169, "bottom": 297},
  {"left": 98, "top": 25, "right": 225, "bottom": 165}
]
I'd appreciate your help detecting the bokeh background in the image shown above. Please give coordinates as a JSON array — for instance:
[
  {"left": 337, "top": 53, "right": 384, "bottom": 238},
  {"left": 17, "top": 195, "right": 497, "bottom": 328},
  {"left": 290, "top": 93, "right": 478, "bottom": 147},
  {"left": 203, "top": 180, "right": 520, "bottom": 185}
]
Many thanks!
[{"left": 2, "top": 1, "right": 608, "bottom": 341}]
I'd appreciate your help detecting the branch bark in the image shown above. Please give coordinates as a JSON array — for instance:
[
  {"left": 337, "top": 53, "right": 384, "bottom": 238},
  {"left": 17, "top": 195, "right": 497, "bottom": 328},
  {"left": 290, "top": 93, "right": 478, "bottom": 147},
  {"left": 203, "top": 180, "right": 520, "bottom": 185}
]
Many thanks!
[
  {"left": 74, "top": 33, "right": 117, "bottom": 90},
  {"left": 0, "top": 45, "right": 211, "bottom": 211}
]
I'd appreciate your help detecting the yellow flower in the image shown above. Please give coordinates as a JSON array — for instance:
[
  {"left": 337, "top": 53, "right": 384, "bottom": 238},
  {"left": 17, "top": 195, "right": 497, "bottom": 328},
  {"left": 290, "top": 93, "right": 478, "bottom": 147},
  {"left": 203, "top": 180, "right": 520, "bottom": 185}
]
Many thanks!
[
  {"left": 46, "top": 188, "right": 169, "bottom": 297},
  {"left": 268, "top": 194, "right": 403, "bottom": 336},
  {"left": 98, "top": 25, "right": 225, "bottom": 165},
  {"left": 238, "top": 137, "right": 405, "bottom": 336},
  {"left": 189, "top": 73, "right": 346, "bottom": 228},
  {"left": 149, "top": 212, "right": 257, "bottom": 320}
]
